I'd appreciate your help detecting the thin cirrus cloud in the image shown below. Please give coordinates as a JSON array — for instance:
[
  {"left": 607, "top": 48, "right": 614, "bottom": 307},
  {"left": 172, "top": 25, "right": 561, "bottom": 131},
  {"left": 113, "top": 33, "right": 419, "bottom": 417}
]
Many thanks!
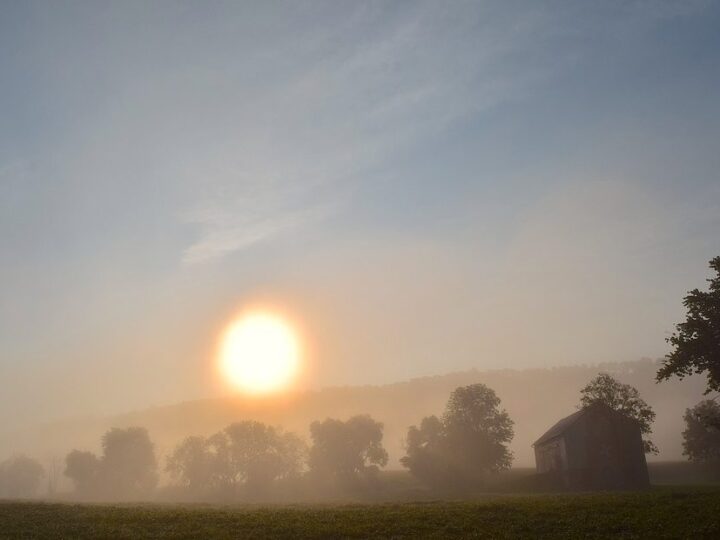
[
  {"left": 182, "top": 200, "right": 339, "bottom": 265},
  {"left": 176, "top": 2, "right": 564, "bottom": 265},
  {"left": 175, "top": 0, "right": 713, "bottom": 265}
]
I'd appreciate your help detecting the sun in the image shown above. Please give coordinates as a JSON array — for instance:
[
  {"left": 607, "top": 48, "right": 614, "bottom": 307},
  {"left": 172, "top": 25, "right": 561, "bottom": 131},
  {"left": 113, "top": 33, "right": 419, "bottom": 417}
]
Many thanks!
[{"left": 219, "top": 311, "right": 300, "bottom": 395}]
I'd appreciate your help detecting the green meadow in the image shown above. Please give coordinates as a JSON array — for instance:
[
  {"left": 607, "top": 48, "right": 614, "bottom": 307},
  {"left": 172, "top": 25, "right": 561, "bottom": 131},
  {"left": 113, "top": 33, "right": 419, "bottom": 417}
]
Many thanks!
[{"left": 2, "top": 487, "right": 720, "bottom": 539}]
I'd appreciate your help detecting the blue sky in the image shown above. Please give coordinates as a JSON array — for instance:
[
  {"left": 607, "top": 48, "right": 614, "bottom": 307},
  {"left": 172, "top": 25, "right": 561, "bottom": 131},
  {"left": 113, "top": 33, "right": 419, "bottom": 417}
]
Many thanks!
[{"left": 1, "top": 1, "right": 720, "bottom": 426}]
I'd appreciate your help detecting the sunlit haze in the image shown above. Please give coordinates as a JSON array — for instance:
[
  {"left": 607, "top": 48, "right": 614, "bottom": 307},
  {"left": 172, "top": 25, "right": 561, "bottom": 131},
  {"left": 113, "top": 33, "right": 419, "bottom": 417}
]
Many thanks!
[{"left": 1, "top": 1, "right": 720, "bottom": 472}]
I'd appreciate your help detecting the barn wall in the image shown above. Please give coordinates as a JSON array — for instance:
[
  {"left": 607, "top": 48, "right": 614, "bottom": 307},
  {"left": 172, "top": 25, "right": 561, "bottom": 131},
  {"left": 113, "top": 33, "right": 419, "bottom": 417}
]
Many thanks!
[
  {"left": 534, "top": 438, "right": 567, "bottom": 474},
  {"left": 616, "top": 415, "right": 650, "bottom": 488},
  {"left": 535, "top": 407, "right": 650, "bottom": 490}
]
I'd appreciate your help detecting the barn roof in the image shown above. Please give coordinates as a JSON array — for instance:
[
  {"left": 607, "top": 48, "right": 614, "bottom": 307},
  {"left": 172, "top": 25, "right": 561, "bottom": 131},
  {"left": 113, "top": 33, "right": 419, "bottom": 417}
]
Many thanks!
[{"left": 533, "top": 403, "right": 618, "bottom": 447}]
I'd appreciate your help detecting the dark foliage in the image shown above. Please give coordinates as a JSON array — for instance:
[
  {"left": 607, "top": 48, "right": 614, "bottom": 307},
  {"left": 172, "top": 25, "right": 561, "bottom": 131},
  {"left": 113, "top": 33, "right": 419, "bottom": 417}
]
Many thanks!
[
  {"left": 658, "top": 256, "right": 720, "bottom": 394},
  {"left": 683, "top": 400, "right": 720, "bottom": 475},
  {"left": 579, "top": 373, "right": 658, "bottom": 454}
]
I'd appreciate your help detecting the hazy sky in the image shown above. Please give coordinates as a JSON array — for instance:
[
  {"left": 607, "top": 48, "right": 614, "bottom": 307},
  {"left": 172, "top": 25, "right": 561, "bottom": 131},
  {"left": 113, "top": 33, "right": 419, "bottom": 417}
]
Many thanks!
[{"left": 2, "top": 1, "right": 720, "bottom": 428}]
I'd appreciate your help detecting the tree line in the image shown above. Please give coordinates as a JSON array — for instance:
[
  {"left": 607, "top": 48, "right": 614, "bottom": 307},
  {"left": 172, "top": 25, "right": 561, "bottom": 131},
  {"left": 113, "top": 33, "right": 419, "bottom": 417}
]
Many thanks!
[
  {"left": 2, "top": 256, "right": 720, "bottom": 500},
  {"left": 2, "top": 370, "right": 718, "bottom": 501},
  {"left": 2, "top": 375, "right": 719, "bottom": 501}
]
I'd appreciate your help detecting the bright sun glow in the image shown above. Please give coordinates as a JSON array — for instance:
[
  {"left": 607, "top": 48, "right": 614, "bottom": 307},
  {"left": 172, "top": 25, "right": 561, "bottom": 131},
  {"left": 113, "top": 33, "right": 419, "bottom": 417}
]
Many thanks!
[{"left": 219, "top": 312, "right": 300, "bottom": 394}]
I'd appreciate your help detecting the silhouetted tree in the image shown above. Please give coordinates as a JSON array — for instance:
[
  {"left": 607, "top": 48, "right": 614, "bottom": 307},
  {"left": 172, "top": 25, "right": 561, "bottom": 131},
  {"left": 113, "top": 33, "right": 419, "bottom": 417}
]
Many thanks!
[
  {"left": 658, "top": 256, "right": 720, "bottom": 394},
  {"left": 204, "top": 430, "right": 235, "bottom": 493},
  {"left": 579, "top": 373, "right": 657, "bottom": 454},
  {"left": 402, "top": 384, "right": 514, "bottom": 490},
  {"left": 683, "top": 400, "right": 720, "bottom": 475},
  {"left": 400, "top": 415, "right": 448, "bottom": 488},
  {"left": 218, "top": 421, "right": 305, "bottom": 494},
  {"left": 443, "top": 384, "right": 515, "bottom": 471},
  {"left": 166, "top": 422, "right": 305, "bottom": 497},
  {"left": 308, "top": 415, "right": 388, "bottom": 485},
  {"left": 101, "top": 427, "right": 158, "bottom": 498},
  {"left": 64, "top": 450, "right": 100, "bottom": 495},
  {"left": 166, "top": 436, "right": 215, "bottom": 494},
  {"left": 0, "top": 455, "right": 45, "bottom": 498}
]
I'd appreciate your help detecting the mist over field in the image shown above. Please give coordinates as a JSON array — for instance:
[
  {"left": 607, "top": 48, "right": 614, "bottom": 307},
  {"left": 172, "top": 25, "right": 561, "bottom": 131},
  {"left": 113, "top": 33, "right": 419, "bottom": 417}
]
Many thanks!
[{"left": 1, "top": 360, "right": 707, "bottom": 492}]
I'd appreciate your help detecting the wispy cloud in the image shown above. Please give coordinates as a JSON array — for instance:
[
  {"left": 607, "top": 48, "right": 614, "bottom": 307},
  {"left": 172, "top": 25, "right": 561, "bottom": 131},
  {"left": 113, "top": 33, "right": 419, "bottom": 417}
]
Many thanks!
[
  {"left": 178, "top": 2, "right": 567, "bottom": 264},
  {"left": 182, "top": 200, "right": 337, "bottom": 265}
]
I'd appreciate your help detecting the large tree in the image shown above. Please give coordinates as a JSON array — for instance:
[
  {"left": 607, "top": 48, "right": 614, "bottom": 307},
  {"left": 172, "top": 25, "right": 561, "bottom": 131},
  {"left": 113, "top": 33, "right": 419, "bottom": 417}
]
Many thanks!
[
  {"left": 64, "top": 427, "right": 158, "bottom": 499},
  {"left": 64, "top": 450, "right": 100, "bottom": 496},
  {"left": 0, "top": 455, "right": 45, "bottom": 498},
  {"left": 100, "top": 427, "right": 158, "bottom": 497},
  {"left": 401, "top": 416, "right": 448, "bottom": 488},
  {"left": 401, "top": 383, "right": 514, "bottom": 490},
  {"left": 220, "top": 421, "right": 305, "bottom": 492},
  {"left": 682, "top": 400, "right": 720, "bottom": 474},
  {"left": 657, "top": 256, "right": 720, "bottom": 394},
  {"left": 579, "top": 373, "right": 657, "bottom": 454},
  {"left": 308, "top": 415, "right": 388, "bottom": 485},
  {"left": 166, "top": 422, "right": 305, "bottom": 497},
  {"left": 165, "top": 436, "right": 216, "bottom": 494}
]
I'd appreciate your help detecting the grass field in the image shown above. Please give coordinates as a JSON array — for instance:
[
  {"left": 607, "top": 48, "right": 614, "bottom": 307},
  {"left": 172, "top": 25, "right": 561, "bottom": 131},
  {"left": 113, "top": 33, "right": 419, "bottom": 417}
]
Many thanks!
[{"left": 2, "top": 487, "right": 720, "bottom": 539}]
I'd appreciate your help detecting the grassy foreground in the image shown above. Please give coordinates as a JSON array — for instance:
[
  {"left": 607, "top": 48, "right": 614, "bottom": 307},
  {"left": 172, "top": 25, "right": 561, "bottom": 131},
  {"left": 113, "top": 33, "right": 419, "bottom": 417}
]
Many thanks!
[{"left": 1, "top": 488, "right": 719, "bottom": 539}]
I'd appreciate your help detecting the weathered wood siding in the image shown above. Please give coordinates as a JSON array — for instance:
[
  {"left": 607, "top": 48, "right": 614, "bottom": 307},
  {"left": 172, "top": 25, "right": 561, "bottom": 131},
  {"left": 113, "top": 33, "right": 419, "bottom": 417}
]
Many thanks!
[{"left": 534, "top": 405, "right": 649, "bottom": 490}]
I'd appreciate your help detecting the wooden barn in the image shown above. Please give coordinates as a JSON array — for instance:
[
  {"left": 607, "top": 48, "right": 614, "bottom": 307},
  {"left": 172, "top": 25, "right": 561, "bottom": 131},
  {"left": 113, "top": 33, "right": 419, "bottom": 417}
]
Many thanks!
[{"left": 533, "top": 402, "right": 650, "bottom": 490}]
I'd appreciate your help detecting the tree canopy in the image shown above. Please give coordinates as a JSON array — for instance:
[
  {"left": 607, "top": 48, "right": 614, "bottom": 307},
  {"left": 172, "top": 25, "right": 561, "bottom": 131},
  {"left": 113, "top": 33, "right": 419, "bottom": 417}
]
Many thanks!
[
  {"left": 64, "top": 426, "right": 158, "bottom": 499},
  {"left": 308, "top": 415, "right": 388, "bottom": 485},
  {"left": 101, "top": 427, "right": 158, "bottom": 497},
  {"left": 0, "top": 455, "right": 45, "bottom": 498},
  {"left": 166, "top": 421, "right": 305, "bottom": 497},
  {"left": 64, "top": 450, "right": 100, "bottom": 495},
  {"left": 682, "top": 400, "right": 720, "bottom": 473},
  {"left": 165, "top": 436, "right": 217, "bottom": 494},
  {"left": 401, "top": 383, "right": 514, "bottom": 490},
  {"left": 579, "top": 373, "right": 657, "bottom": 454},
  {"left": 658, "top": 256, "right": 720, "bottom": 394},
  {"left": 214, "top": 421, "right": 305, "bottom": 491}
]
